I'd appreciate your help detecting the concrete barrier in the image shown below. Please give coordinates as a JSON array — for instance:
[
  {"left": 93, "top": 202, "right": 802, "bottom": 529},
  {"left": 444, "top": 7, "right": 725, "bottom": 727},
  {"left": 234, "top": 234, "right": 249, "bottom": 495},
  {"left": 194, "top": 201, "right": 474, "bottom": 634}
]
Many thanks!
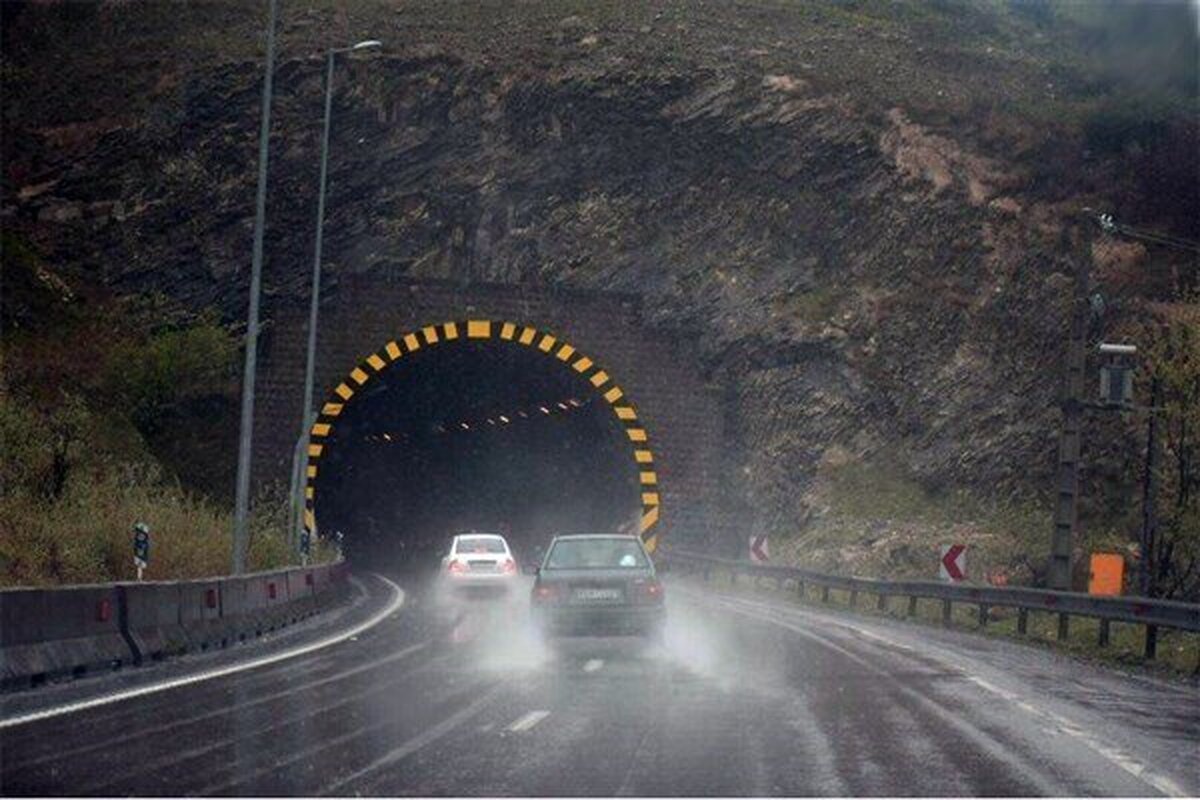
[
  {"left": 123, "top": 582, "right": 187, "bottom": 661},
  {"left": 286, "top": 569, "right": 317, "bottom": 620},
  {"left": 0, "top": 561, "right": 348, "bottom": 691},
  {"left": 0, "top": 585, "right": 131, "bottom": 689},
  {"left": 177, "top": 578, "right": 224, "bottom": 651},
  {"left": 262, "top": 571, "right": 297, "bottom": 628}
]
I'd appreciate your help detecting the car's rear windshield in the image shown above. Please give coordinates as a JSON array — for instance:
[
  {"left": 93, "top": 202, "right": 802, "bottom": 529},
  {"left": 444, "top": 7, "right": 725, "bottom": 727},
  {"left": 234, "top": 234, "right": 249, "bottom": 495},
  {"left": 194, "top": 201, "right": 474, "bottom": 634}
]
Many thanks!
[
  {"left": 455, "top": 536, "right": 506, "bottom": 554},
  {"left": 545, "top": 538, "right": 648, "bottom": 569}
]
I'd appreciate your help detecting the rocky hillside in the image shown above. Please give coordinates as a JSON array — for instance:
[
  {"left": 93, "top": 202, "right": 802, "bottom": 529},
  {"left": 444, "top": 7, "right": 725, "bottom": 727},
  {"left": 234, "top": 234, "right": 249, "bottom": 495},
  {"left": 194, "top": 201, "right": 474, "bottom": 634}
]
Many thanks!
[{"left": 3, "top": 1, "right": 1197, "bottom": 576}]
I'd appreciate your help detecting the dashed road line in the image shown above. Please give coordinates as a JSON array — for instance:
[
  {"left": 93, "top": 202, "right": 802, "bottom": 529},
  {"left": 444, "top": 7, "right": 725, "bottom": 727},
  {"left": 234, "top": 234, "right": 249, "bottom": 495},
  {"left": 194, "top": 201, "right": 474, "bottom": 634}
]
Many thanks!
[{"left": 507, "top": 710, "right": 551, "bottom": 732}]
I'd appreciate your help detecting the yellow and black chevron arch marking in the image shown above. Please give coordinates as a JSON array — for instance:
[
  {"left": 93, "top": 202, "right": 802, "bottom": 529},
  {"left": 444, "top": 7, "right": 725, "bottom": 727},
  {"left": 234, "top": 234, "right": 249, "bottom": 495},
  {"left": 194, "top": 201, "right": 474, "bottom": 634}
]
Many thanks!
[{"left": 305, "top": 320, "right": 663, "bottom": 552}]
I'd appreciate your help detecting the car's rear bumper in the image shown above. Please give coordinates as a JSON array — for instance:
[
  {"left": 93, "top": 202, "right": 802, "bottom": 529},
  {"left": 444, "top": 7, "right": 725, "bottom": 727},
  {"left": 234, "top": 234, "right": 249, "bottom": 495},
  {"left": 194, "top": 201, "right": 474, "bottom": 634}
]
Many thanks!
[
  {"left": 445, "top": 575, "right": 518, "bottom": 595},
  {"left": 533, "top": 604, "right": 665, "bottom": 636}
]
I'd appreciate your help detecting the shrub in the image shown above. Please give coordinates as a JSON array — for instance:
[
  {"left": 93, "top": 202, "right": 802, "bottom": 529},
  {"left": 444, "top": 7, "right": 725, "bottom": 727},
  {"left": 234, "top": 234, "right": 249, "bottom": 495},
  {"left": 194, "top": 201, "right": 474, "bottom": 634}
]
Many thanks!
[
  {"left": 103, "top": 312, "right": 238, "bottom": 435},
  {"left": 0, "top": 469, "right": 333, "bottom": 587}
]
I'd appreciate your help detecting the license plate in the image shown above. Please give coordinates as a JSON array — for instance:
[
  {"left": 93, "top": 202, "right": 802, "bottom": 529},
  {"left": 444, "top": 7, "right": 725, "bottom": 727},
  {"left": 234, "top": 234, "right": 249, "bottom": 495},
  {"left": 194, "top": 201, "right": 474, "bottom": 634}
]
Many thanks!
[{"left": 573, "top": 588, "right": 622, "bottom": 602}]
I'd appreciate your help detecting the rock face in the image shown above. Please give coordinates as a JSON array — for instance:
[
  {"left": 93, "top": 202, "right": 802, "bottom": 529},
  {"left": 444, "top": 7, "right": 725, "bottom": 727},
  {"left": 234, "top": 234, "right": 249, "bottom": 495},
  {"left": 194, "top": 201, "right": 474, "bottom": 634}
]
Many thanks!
[{"left": 3, "top": 2, "right": 1194, "bottom": 549}]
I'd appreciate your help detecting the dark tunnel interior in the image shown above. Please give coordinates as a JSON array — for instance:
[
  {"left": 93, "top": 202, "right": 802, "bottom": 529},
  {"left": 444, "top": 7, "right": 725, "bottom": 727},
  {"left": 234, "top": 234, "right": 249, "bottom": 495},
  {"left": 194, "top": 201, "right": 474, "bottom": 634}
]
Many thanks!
[{"left": 313, "top": 340, "right": 642, "bottom": 572}]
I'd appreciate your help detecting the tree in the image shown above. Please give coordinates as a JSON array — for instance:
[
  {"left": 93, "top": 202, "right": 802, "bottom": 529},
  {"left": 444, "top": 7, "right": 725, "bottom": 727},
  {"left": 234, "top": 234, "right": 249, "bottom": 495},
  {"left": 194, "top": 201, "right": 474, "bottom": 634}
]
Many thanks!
[{"left": 1139, "top": 301, "right": 1200, "bottom": 600}]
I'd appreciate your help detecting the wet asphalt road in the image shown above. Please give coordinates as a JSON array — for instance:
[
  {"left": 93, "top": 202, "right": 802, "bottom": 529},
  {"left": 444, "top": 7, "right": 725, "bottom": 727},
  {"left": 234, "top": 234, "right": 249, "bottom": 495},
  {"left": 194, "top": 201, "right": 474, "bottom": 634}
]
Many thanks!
[{"left": 1, "top": 572, "right": 1197, "bottom": 796}]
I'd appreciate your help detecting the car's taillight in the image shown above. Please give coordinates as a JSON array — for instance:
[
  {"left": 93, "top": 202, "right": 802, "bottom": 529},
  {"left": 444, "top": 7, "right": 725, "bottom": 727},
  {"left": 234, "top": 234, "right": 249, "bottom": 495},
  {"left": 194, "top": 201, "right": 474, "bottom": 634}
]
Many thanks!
[
  {"left": 448, "top": 559, "right": 468, "bottom": 575},
  {"left": 635, "top": 579, "right": 664, "bottom": 604},
  {"left": 501, "top": 558, "right": 517, "bottom": 575}
]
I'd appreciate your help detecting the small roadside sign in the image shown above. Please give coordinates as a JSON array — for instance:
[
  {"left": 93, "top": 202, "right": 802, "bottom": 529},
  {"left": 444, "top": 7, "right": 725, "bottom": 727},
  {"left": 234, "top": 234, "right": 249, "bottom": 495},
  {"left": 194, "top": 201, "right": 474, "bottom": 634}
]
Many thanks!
[
  {"left": 1088, "top": 552, "right": 1124, "bottom": 596},
  {"left": 133, "top": 522, "right": 150, "bottom": 580},
  {"left": 939, "top": 544, "right": 966, "bottom": 582},
  {"left": 749, "top": 534, "right": 769, "bottom": 563}
]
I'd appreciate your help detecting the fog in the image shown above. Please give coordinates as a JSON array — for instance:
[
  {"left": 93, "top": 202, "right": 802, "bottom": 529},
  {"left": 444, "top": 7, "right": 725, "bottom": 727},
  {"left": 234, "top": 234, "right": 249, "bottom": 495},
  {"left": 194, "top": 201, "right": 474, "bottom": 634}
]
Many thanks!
[{"left": 422, "top": 570, "right": 786, "bottom": 695}]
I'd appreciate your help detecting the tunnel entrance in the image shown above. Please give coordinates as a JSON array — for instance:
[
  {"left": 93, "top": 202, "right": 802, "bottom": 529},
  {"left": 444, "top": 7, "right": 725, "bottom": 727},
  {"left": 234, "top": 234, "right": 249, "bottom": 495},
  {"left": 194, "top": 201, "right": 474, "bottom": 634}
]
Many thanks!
[{"left": 307, "top": 321, "right": 661, "bottom": 572}]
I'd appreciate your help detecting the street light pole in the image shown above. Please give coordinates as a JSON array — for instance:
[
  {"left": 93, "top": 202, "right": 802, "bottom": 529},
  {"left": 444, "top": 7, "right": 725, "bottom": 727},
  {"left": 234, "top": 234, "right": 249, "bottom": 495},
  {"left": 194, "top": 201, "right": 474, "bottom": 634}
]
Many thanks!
[
  {"left": 232, "top": 0, "right": 279, "bottom": 575},
  {"left": 294, "top": 40, "right": 382, "bottom": 556}
]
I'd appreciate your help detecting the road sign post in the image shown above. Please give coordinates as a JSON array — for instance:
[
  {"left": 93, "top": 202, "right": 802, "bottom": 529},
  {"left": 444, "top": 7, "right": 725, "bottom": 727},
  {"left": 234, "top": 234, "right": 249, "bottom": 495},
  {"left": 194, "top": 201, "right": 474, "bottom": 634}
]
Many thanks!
[{"left": 133, "top": 522, "right": 150, "bottom": 581}]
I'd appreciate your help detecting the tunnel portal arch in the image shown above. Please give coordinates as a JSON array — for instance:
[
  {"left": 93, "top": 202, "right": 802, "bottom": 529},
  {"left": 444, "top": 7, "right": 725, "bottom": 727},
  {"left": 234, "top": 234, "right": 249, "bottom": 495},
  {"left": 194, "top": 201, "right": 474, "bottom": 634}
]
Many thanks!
[{"left": 304, "top": 319, "right": 662, "bottom": 552}]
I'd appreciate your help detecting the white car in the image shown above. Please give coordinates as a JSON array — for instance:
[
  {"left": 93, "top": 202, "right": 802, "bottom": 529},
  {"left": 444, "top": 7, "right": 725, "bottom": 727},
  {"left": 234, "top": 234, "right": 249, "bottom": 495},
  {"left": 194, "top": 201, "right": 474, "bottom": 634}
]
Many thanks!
[{"left": 439, "top": 533, "right": 519, "bottom": 596}]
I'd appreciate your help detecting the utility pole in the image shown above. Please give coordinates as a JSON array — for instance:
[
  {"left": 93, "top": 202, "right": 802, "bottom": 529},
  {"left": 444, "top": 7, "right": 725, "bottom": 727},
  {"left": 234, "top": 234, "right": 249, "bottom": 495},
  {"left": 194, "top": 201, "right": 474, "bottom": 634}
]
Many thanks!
[
  {"left": 232, "top": 0, "right": 279, "bottom": 575},
  {"left": 1139, "top": 376, "right": 1160, "bottom": 597},
  {"left": 1047, "top": 210, "right": 1197, "bottom": 595},
  {"left": 1048, "top": 223, "right": 1091, "bottom": 591}
]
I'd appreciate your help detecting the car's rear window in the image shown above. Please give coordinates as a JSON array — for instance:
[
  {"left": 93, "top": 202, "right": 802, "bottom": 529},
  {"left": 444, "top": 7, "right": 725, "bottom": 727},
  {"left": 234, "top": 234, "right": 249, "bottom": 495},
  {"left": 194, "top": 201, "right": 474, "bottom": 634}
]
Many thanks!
[
  {"left": 545, "top": 538, "right": 648, "bottom": 569},
  {"left": 455, "top": 536, "right": 506, "bottom": 554}
]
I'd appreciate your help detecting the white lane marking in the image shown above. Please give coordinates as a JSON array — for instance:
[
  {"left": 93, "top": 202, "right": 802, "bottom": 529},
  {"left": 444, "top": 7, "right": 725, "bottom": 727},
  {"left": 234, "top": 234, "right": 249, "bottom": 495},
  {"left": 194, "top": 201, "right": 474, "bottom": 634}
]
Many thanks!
[
  {"left": 19, "top": 638, "right": 431, "bottom": 775},
  {"left": 966, "top": 675, "right": 1187, "bottom": 797},
  {"left": 690, "top": 585, "right": 1190, "bottom": 799},
  {"left": 583, "top": 658, "right": 604, "bottom": 673},
  {"left": 507, "top": 710, "right": 551, "bottom": 732},
  {"left": 0, "top": 573, "right": 405, "bottom": 730},
  {"left": 322, "top": 688, "right": 502, "bottom": 794},
  {"left": 966, "top": 675, "right": 1019, "bottom": 703}
]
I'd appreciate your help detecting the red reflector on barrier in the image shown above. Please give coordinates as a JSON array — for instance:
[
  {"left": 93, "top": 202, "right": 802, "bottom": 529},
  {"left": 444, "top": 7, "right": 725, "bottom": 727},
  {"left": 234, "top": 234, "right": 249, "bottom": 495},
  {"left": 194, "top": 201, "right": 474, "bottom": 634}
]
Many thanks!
[
  {"left": 305, "top": 573, "right": 314, "bottom": 587},
  {"left": 268, "top": 582, "right": 277, "bottom": 600},
  {"left": 96, "top": 599, "right": 112, "bottom": 622},
  {"left": 205, "top": 588, "right": 218, "bottom": 609}
]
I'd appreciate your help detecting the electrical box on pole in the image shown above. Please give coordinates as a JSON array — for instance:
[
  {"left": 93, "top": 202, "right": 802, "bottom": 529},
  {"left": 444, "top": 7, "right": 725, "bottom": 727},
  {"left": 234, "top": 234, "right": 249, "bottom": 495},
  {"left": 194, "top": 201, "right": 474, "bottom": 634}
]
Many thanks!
[{"left": 1097, "top": 343, "right": 1136, "bottom": 408}]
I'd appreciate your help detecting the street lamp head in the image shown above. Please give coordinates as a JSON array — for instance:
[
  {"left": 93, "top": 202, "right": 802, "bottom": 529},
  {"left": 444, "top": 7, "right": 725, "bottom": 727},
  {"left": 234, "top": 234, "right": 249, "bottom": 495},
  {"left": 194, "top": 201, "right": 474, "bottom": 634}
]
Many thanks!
[{"left": 351, "top": 39, "right": 383, "bottom": 51}]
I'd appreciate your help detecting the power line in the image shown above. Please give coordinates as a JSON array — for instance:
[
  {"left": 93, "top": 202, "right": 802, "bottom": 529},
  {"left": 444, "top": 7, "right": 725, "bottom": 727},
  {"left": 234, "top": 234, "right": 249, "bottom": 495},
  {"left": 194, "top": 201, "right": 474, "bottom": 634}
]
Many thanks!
[{"left": 1089, "top": 209, "right": 1200, "bottom": 254}]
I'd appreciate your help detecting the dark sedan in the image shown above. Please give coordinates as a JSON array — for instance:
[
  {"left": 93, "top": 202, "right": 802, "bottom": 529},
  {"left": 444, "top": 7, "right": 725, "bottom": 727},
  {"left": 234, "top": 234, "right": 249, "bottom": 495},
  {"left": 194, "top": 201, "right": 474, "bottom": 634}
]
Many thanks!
[{"left": 530, "top": 534, "right": 666, "bottom": 639}]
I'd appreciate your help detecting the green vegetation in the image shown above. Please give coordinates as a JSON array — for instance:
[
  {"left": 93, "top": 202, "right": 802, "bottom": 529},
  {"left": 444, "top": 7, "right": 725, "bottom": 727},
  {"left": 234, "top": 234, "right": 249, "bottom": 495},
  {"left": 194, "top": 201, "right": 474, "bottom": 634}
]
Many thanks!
[
  {"left": 0, "top": 234, "right": 331, "bottom": 586},
  {"left": 0, "top": 469, "right": 334, "bottom": 587},
  {"left": 783, "top": 456, "right": 1057, "bottom": 585},
  {"left": 1121, "top": 305, "right": 1200, "bottom": 601}
]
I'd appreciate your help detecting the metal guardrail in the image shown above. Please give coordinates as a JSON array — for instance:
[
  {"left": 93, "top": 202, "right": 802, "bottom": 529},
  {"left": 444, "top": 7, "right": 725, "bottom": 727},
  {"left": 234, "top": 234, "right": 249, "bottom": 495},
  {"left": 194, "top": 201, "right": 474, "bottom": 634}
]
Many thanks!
[{"left": 664, "top": 550, "right": 1200, "bottom": 661}]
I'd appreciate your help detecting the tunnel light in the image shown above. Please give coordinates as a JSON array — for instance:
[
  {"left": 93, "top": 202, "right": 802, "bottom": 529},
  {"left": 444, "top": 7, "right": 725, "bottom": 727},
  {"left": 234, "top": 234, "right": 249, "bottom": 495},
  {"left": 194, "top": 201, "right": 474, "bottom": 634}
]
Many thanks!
[
  {"left": 518, "top": 411, "right": 529, "bottom": 418},
  {"left": 499, "top": 415, "right": 510, "bottom": 423},
  {"left": 539, "top": 406, "right": 551, "bottom": 415},
  {"left": 487, "top": 418, "right": 496, "bottom": 425},
  {"left": 568, "top": 398, "right": 582, "bottom": 407},
  {"left": 557, "top": 402, "right": 568, "bottom": 410},
  {"left": 460, "top": 422, "right": 470, "bottom": 430},
  {"left": 382, "top": 432, "right": 392, "bottom": 442}
]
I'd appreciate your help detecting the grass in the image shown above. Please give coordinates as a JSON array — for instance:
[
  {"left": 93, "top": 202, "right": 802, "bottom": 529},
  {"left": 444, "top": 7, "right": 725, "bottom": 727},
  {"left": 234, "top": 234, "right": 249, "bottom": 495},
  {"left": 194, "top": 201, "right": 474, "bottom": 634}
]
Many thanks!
[
  {"left": 777, "top": 457, "right": 1062, "bottom": 585},
  {"left": 708, "top": 569, "right": 1200, "bottom": 678},
  {"left": 0, "top": 469, "right": 337, "bottom": 588}
]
